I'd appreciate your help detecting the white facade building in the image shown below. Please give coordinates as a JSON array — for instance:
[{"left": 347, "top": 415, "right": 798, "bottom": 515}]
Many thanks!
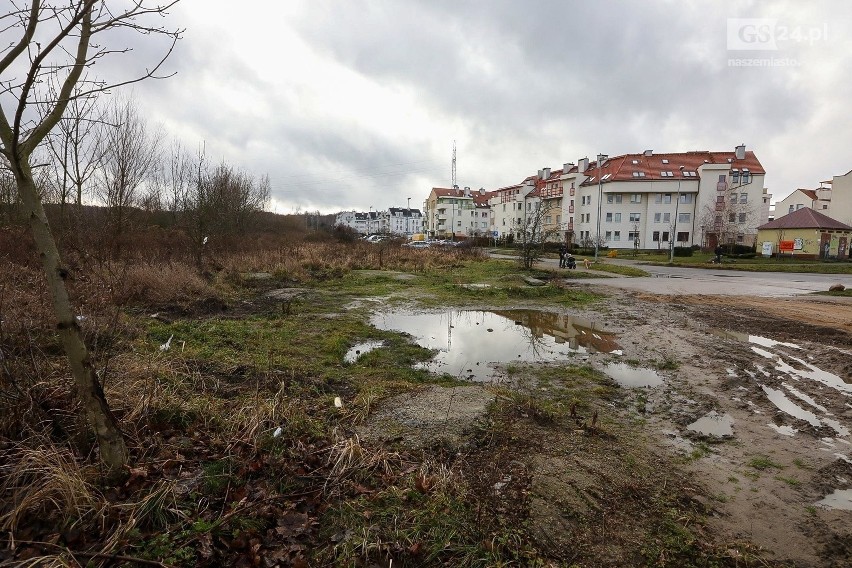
[{"left": 565, "top": 146, "right": 766, "bottom": 249}]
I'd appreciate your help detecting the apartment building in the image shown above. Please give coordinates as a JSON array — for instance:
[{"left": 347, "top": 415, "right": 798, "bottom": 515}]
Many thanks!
[
  {"left": 335, "top": 210, "right": 382, "bottom": 234},
  {"left": 567, "top": 145, "right": 766, "bottom": 249},
  {"left": 776, "top": 189, "right": 821, "bottom": 218},
  {"left": 424, "top": 186, "right": 492, "bottom": 238},
  {"left": 829, "top": 169, "right": 852, "bottom": 225},
  {"left": 489, "top": 178, "right": 540, "bottom": 240},
  {"left": 386, "top": 207, "right": 424, "bottom": 236}
]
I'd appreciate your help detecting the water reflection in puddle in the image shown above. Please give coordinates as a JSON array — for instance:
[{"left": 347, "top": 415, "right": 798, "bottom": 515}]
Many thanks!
[
  {"left": 344, "top": 341, "right": 385, "bottom": 363},
  {"left": 816, "top": 489, "right": 852, "bottom": 510},
  {"left": 707, "top": 328, "right": 801, "bottom": 350},
  {"left": 687, "top": 411, "right": 734, "bottom": 437},
  {"left": 768, "top": 424, "right": 798, "bottom": 436},
  {"left": 603, "top": 363, "right": 663, "bottom": 388},
  {"left": 370, "top": 309, "right": 619, "bottom": 381}
]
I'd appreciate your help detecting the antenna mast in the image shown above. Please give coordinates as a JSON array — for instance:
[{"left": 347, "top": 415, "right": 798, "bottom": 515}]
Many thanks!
[{"left": 451, "top": 140, "right": 457, "bottom": 188}]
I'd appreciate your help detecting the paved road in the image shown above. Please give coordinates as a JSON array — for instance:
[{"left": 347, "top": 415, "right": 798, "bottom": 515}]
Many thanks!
[{"left": 496, "top": 253, "right": 852, "bottom": 297}]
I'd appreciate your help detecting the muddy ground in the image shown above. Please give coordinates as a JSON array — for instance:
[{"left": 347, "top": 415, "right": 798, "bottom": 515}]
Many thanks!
[
  {"left": 361, "top": 286, "right": 852, "bottom": 567},
  {"left": 609, "top": 291, "right": 852, "bottom": 567}
]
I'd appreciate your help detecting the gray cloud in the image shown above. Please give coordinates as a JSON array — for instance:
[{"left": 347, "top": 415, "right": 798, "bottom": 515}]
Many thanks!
[{"left": 116, "top": 1, "right": 852, "bottom": 211}]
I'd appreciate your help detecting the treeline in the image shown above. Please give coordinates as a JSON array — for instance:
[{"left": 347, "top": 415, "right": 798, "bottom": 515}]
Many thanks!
[{"left": 0, "top": 97, "right": 334, "bottom": 264}]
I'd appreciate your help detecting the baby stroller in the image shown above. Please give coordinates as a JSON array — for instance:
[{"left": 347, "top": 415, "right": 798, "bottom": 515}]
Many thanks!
[{"left": 564, "top": 254, "right": 577, "bottom": 269}]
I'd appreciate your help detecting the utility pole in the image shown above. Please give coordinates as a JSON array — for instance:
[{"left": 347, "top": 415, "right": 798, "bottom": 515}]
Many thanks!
[
  {"left": 594, "top": 154, "right": 607, "bottom": 261},
  {"left": 670, "top": 165, "right": 685, "bottom": 263},
  {"left": 451, "top": 140, "right": 457, "bottom": 188}
]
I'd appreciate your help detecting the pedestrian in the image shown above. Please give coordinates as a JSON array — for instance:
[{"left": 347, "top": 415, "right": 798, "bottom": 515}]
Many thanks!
[
  {"left": 559, "top": 244, "right": 568, "bottom": 268},
  {"left": 714, "top": 245, "right": 723, "bottom": 264}
]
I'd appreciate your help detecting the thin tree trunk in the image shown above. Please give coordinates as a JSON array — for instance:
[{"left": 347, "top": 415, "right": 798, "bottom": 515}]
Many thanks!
[{"left": 14, "top": 161, "right": 128, "bottom": 474}]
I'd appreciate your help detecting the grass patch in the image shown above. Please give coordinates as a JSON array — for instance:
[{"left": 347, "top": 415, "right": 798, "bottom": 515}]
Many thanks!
[
  {"left": 587, "top": 262, "right": 650, "bottom": 277},
  {"left": 748, "top": 456, "right": 784, "bottom": 471}
]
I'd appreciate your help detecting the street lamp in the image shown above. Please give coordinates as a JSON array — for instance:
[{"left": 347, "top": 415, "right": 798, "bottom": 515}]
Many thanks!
[
  {"left": 594, "top": 154, "right": 607, "bottom": 261},
  {"left": 670, "top": 165, "right": 685, "bottom": 263}
]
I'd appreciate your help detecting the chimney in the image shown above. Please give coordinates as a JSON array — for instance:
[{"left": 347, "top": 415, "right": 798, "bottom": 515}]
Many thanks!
[
  {"left": 542, "top": 167, "right": 551, "bottom": 179},
  {"left": 563, "top": 162, "right": 575, "bottom": 172},
  {"left": 643, "top": 149, "right": 653, "bottom": 156},
  {"left": 578, "top": 157, "right": 589, "bottom": 173},
  {"left": 464, "top": 186, "right": 470, "bottom": 197},
  {"left": 735, "top": 144, "right": 746, "bottom": 160}
]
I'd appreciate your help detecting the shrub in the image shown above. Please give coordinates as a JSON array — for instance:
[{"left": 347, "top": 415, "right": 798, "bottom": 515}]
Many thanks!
[{"left": 673, "top": 246, "right": 693, "bottom": 257}]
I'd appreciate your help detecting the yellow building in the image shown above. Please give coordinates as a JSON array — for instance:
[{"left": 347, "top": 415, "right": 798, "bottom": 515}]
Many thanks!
[{"left": 756, "top": 207, "right": 852, "bottom": 259}]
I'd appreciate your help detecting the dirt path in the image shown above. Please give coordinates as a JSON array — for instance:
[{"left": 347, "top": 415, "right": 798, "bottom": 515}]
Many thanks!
[{"left": 604, "top": 291, "right": 852, "bottom": 566}]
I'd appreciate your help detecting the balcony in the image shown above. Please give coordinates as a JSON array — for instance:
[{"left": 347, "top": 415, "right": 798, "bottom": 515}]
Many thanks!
[{"left": 568, "top": 206, "right": 574, "bottom": 213}]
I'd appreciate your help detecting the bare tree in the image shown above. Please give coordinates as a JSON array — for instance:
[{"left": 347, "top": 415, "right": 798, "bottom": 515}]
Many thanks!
[
  {"left": 516, "top": 200, "right": 560, "bottom": 269},
  {"left": 697, "top": 195, "right": 757, "bottom": 250},
  {"left": 97, "top": 96, "right": 161, "bottom": 250},
  {"left": 0, "top": 1, "right": 182, "bottom": 474},
  {"left": 42, "top": 82, "right": 105, "bottom": 211}
]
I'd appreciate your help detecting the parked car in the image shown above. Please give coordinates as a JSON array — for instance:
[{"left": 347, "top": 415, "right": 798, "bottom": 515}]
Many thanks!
[{"left": 403, "top": 241, "right": 430, "bottom": 249}]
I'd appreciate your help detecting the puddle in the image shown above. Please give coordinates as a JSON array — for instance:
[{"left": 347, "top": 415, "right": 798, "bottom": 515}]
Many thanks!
[
  {"left": 783, "top": 382, "right": 827, "bottom": 413},
  {"left": 706, "top": 328, "right": 798, "bottom": 347},
  {"left": 751, "top": 346, "right": 776, "bottom": 359},
  {"left": 687, "top": 411, "right": 734, "bottom": 437},
  {"left": 761, "top": 385, "right": 821, "bottom": 427},
  {"left": 768, "top": 424, "right": 798, "bottom": 436},
  {"left": 815, "top": 489, "right": 852, "bottom": 511},
  {"left": 603, "top": 362, "right": 664, "bottom": 388},
  {"left": 775, "top": 356, "right": 852, "bottom": 394},
  {"left": 370, "top": 309, "right": 619, "bottom": 381},
  {"left": 762, "top": 385, "right": 850, "bottom": 436},
  {"left": 344, "top": 341, "right": 384, "bottom": 363}
]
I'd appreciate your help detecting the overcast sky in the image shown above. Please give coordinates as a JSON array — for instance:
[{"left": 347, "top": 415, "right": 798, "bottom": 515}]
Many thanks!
[{"left": 130, "top": 0, "right": 852, "bottom": 214}]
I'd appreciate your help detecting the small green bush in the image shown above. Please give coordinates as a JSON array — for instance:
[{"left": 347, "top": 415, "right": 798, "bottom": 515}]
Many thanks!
[{"left": 673, "top": 247, "right": 693, "bottom": 257}]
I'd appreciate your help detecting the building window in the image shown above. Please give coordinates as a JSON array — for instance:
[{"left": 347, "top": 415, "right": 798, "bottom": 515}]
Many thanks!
[
  {"left": 662, "top": 231, "right": 670, "bottom": 241},
  {"left": 628, "top": 231, "right": 639, "bottom": 241},
  {"left": 729, "top": 213, "right": 736, "bottom": 222},
  {"left": 629, "top": 213, "right": 640, "bottom": 222},
  {"left": 630, "top": 194, "right": 642, "bottom": 203},
  {"left": 732, "top": 171, "right": 740, "bottom": 183},
  {"left": 738, "top": 213, "right": 746, "bottom": 223},
  {"left": 679, "top": 194, "right": 693, "bottom": 204},
  {"left": 606, "top": 212, "right": 613, "bottom": 222},
  {"left": 605, "top": 231, "right": 612, "bottom": 241},
  {"left": 654, "top": 212, "right": 661, "bottom": 223},
  {"left": 663, "top": 212, "right": 671, "bottom": 223},
  {"left": 740, "top": 193, "right": 748, "bottom": 203},
  {"left": 717, "top": 195, "right": 725, "bottom": 204},
  {"left": 614, "top": 213, "right": 622, "bottom": 222},
  {"left": 613, "top": 231, "right": 621, "bottom": 241},
  {"left": 677, "top": 231, "right": 689, "bottom": 242},
  {"left": 652, "top": 231, "right": 660, "bottom": 241},
  {"left": 678, "top": 213, "right": 690, "bottom": 223},
  {"left": 607, "top": 194, "right": 614, "bottom": 203},
  {"left": 457, "top": 221, "right": 462, "bottom": 227},
  {"left": 742, "top": 172, "right": 750, "bottom": 183}
]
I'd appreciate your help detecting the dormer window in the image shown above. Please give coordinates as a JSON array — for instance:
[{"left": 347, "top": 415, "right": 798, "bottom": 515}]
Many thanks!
[
  {"left": 661, "top": 171, "right": 674, "bottom": 177},
  {"left": 632, "top": 159, "right": 639, "bottom": 164},
  {"left": 661, "top": 159, "right": 669, "bottom": 164}
]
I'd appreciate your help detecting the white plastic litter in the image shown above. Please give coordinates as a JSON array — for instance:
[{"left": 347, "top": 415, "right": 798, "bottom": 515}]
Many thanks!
[
  {"left": 159, "top": 334, "right": 174, "bottom": 352},
  {"left": 334, "top": 396, "right": 343, "bottom": 408}
]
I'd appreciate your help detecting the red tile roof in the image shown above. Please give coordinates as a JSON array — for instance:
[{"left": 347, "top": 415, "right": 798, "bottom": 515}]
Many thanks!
[
  {"left": 798, "top": 189, "right": 819, "bottom": 201},
  {"left": 757, "top": 207, "right": 852, "bottom": 230},
  {"left": 579, "top": 150, "right": 765, "bottom": 186}
]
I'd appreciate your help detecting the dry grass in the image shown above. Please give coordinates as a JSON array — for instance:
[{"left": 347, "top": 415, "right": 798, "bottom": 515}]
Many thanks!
[
  {"left": 325, "top": 433, "right": 405, "bottom": 494},
  {"left": 0, "top": 439, "right": 104, "bottom": 533}
]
